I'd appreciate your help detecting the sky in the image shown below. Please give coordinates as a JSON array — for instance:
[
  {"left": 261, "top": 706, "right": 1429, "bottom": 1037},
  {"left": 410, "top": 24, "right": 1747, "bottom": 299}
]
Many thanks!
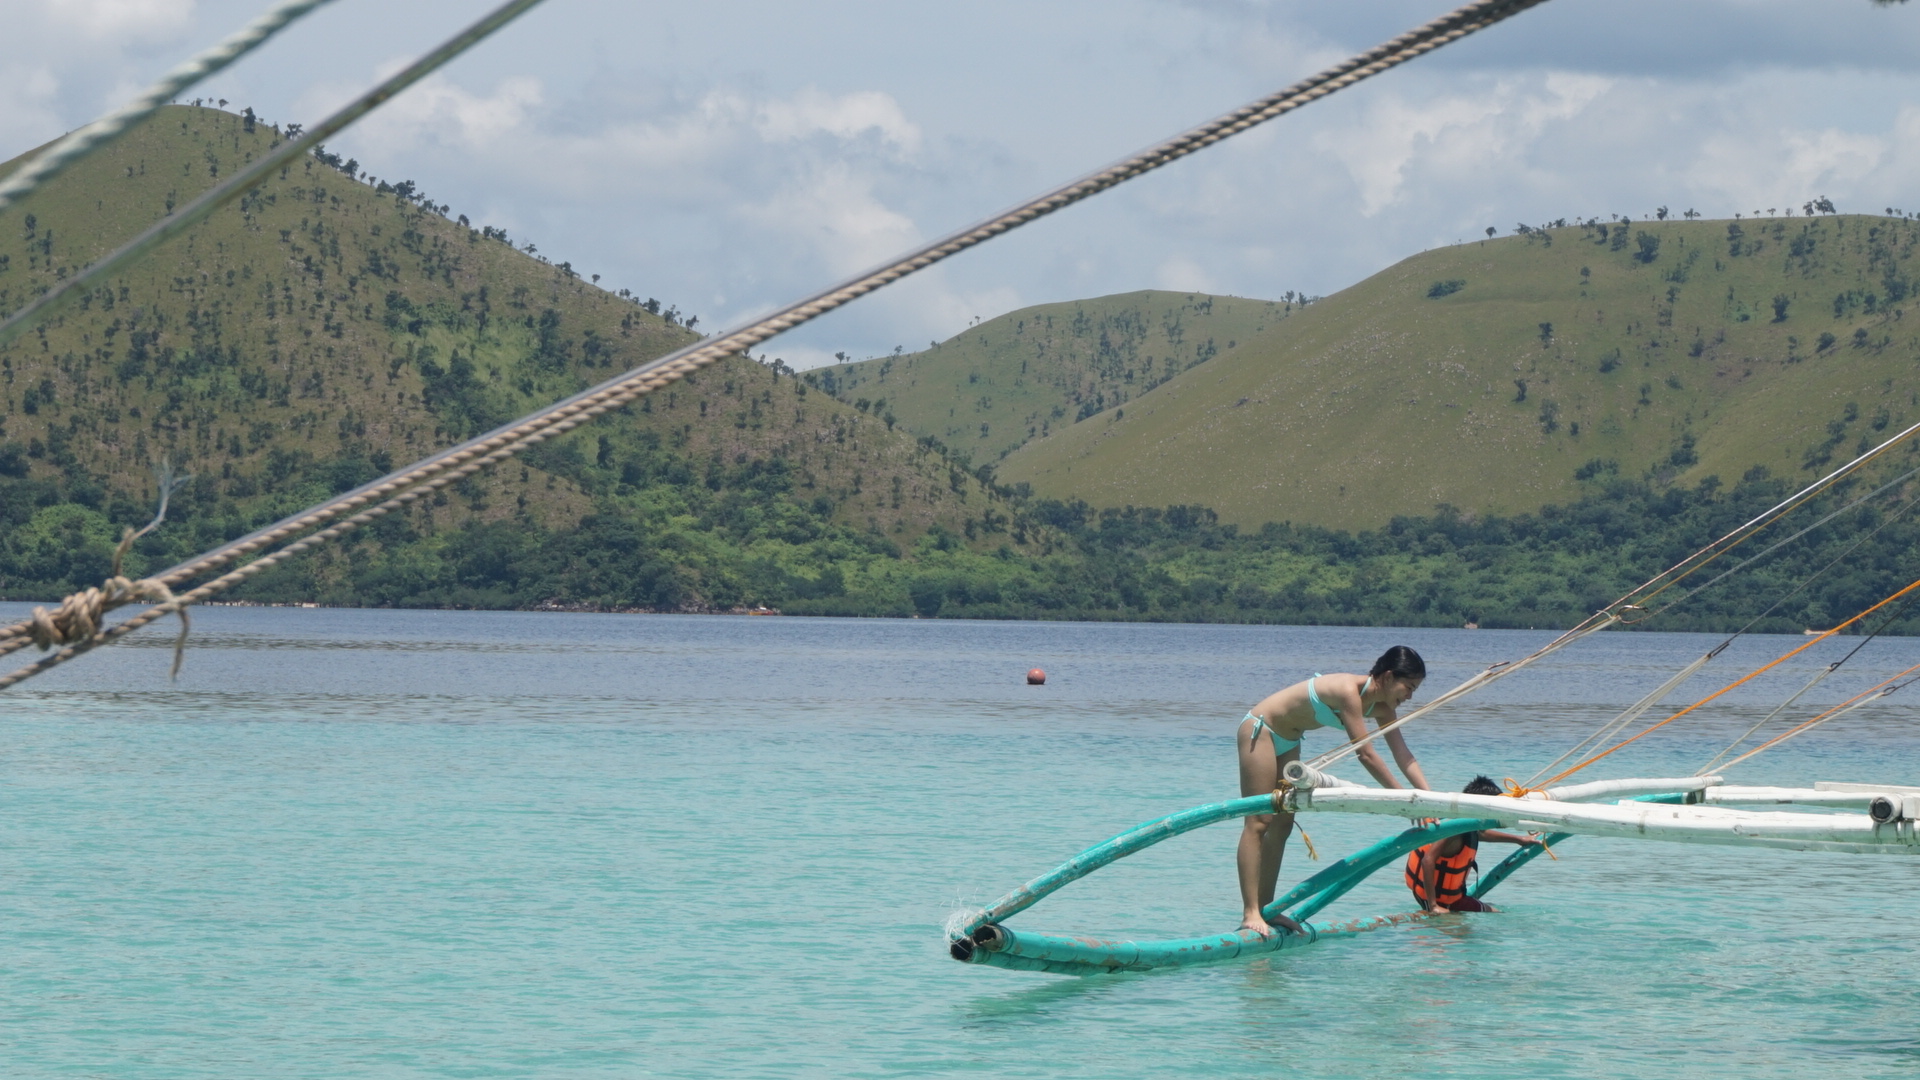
[{"left": 3, "top": 0, "right": 1919, "bottom": 367}]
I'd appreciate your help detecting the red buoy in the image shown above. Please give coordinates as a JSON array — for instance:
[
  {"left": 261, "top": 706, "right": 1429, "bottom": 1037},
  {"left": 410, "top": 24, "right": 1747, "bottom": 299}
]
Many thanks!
[{"left": 1026, "top": 668, "right": 1047, "bottom": 685}]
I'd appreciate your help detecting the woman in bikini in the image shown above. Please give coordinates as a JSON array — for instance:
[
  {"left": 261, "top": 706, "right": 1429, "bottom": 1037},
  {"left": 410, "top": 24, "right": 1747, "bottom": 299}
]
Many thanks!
[{"left": 1236, "top": 645, "right": 1432, "bottom": 937}]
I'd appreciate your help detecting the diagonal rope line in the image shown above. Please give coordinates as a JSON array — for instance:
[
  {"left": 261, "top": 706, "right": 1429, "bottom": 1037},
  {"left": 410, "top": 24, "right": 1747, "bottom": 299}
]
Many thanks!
[
  {"left": 0, "top": 0, "right": 549, "bottom": 349},
  {"left": 1695, "top": 665, "right": 1835, "bottom": 776},
  {"left": 1522, "top": 652, "right": 1711, "bottom": 787},
  {"left": 0, "top": 0, "right": 1560, "bottom": 685},
  {"left": 0, "top": 0, "right": 339, "bottom": 215},
  {"left": 1618, "top": 420, "right": 1920, "bottom": 622},
  {"left": 1530, "top": 573, "right": 1920, "bottom": 789},
  {"left": 1301, "top": 419, "right": 1920, "bottom": 773},
  {"left": 1715, "top": 661, "right": 1920, "bottom": 772},
  {"left": 1534, "top": 482, "right": 1919, "bottom": 784},
  {"left": 1657, "top": 466, "right": 1920, "bottom": 627}
]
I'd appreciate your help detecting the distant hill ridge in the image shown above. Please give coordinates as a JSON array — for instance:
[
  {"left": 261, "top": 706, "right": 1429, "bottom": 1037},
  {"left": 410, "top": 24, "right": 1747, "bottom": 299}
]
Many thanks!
[
  {"left": 849, "top": 216, "right": 1919, "bottom": 530},
  {"left": 807, "top": 290, "right": 1296, "bottom": 464}
]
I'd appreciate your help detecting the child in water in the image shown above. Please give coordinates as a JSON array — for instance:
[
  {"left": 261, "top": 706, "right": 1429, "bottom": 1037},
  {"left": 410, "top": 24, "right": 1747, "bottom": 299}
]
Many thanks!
[{"left": 1405, "top": 775, "right": 1547, "bottom": 913}]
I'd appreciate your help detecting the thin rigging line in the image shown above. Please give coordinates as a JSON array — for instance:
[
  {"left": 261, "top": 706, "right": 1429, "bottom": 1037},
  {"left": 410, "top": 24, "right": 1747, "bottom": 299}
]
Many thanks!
[
  {"left": 0, "top": 0, "right": 339, "bottom": 215},
  {"left": 1303, "top": 419, "right": 1920, "bottom": 773}
]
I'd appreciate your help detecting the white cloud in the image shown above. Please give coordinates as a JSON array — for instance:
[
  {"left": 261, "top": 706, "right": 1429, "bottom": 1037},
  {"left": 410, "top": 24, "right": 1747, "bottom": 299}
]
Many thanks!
[
  {"left": 1687, "top": 126, "right": 1887, "bottom": 216},
  {"left": 1315, "top": 73, "right": 1610, "bottom": 217},
  {"left": 354, "top": 73, "right": 544, "bottom": 152},
  {"left": 1155, "top": 255, "right": 1214, "bottom": 292},
  {"left": 43, "top": 0, "right": 195, "bottom": 38}
]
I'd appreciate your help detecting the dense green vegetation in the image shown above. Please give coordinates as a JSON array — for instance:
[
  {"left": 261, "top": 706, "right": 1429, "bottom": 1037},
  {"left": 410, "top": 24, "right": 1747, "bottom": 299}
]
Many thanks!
[{"left": 5, "top": 442, "right": 1911, "bottom": 635}]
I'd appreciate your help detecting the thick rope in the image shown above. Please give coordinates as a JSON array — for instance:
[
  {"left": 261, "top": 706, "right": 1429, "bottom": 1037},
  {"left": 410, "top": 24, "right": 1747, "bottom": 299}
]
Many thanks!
[
  {"left": 0, "top": 0, "right": 1559, "bottom": 686},
  {"left": 0, "top": 0, "right": 550, "bottom": 349},
  {"left": 0, "top": 0, "right": 338, "bottom": 215},
  {"left": 17, "top": 512, "right": 191, "bottom": 682}
]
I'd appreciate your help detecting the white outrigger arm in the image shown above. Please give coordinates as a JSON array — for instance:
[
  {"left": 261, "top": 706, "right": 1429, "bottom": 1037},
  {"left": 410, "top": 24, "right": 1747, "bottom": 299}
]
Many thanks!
[{"left": 1286, "top": 770, "right": 1920, "bottom": 855}]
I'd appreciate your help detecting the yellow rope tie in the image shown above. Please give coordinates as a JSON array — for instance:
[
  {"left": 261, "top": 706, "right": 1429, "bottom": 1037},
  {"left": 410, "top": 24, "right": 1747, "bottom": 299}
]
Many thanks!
[
  {"left": 1502, "top": 777, "right": 1542, "bottom": 800},
  {"left": 1297, "top": 825, "right": 1320, "bottom": 862}
]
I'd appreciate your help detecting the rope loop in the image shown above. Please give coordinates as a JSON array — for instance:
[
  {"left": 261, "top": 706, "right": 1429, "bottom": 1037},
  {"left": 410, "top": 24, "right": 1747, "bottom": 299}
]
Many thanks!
[{"left": 1501, "top": 777, "right": 1541, "bottom": 800}]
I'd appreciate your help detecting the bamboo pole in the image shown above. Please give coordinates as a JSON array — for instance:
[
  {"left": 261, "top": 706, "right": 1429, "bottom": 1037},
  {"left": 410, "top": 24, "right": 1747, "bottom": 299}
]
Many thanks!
[{"left": 1293, "top": 787, "right": 1920, "bottom": 853}]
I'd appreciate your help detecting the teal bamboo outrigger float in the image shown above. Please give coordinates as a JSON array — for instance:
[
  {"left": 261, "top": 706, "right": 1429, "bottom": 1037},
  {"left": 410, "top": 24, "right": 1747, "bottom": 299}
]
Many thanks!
[{"left": 949, "top": 771, "right": 1920, "bottom": 977}]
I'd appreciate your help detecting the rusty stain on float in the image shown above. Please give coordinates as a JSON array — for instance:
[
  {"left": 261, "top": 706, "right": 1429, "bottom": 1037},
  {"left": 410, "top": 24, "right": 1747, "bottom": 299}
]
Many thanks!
[{"left": 1026, "top": 668, "right": 1046, "bottom": 685}]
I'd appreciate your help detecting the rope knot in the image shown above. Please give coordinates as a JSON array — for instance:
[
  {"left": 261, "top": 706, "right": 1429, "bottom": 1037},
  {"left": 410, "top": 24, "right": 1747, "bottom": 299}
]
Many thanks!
[
  {"left": 1501, "top": 777, "right": 1542, "bottom": 800},
  {"left": 25, "top": 524, "right": 189, "bottom": 677}
]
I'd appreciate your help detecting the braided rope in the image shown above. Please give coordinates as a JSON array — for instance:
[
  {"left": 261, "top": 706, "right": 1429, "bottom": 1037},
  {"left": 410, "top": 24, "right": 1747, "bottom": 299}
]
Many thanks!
[
  {"left": 0, "top": 0, "right": 1553, "bottom": 688},
  {"left": 0, "top": 0, "right": 550, "bottom": 349},
  {"left": 0, "top": 0, "right": 338, "bottom": 215}
]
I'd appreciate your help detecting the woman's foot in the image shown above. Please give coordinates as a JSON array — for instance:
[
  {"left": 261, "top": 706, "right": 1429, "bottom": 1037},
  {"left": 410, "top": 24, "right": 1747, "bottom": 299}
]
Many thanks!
[{"left": 1240, "top": 912, "right": 1304, "bottom": 937}]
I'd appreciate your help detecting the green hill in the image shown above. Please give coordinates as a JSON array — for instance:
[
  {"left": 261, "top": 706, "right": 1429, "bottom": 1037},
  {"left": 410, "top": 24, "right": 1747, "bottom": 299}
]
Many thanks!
[
  {"left": 998, "top": 217, "right": 1920, "bottom": 530},
  {"left": 0, "top": 105, "right": 1014, "bottom": 608},
  {"left": 806, "top": 290, "right": 1295, "bottom": 463}
]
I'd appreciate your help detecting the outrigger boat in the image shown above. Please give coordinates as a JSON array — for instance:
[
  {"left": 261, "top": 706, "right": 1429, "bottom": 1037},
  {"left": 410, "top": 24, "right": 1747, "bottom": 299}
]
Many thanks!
[
  {"left": 949, "top": 771, "right": 1920, "bottom": 976},
  {"left": 952, "top": 423, "right": 1920, "bottom": 976}
]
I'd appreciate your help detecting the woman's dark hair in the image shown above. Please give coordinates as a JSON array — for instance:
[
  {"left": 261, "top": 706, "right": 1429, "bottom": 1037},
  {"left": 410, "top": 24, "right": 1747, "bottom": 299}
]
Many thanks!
[
  {"left": 1463, "top": 775, "right": 1501, "bottom": 796},
  {"left": 1369, "top": 645, "right": 1426, "bottom": 682}
]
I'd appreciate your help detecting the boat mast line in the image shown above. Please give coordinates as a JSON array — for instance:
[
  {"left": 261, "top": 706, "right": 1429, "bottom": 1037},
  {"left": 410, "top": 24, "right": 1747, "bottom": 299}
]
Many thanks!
[
  {"left": 0, "top": 0, "right": 1559, "bottom": 688},
  {"left": 1298, "top": 419, "right": 1920, "bottom": 779},
  {"left": 1524, "top": 573, "right": 1920, "bottom": 791},
  {"left": 1528, "top": 481, "right": 1920, "bottom": 787}
]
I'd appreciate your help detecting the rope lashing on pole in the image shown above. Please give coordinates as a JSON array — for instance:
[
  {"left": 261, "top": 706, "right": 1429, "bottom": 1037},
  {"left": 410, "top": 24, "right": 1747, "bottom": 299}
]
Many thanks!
[
  {"left": 1294, "top": 419, "right": 1920, "bottom": 778},
  {"left": 1524, "top": 574, "right": 1920, "bottom": 791},
  {"left": 0, "top": 0, "right": 552, "bottom": 350},
  {"left": 0, "top": 0, "right": 1557, "bottom": 688},
  {"left": 0, "top": 0, "right": 338, "bottom": 216}
]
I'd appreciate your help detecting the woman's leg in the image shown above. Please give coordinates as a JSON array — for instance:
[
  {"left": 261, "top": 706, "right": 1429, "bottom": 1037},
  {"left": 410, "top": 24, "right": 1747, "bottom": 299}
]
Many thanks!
[{"left": 1236, "top": 719, "right": 1303, "bottom": 935}]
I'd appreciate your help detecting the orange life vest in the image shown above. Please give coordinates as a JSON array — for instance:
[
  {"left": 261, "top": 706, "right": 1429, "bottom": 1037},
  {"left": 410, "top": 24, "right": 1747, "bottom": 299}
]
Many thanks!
[{"left": 1405, "top": 832, "right": 1479, "bottom": 907}]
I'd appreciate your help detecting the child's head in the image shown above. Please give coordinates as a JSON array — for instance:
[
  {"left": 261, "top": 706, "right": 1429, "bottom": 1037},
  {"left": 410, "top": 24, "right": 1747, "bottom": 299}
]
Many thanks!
[{"left": 1463, "top": 775, "right": 1501, "bottom": 796}]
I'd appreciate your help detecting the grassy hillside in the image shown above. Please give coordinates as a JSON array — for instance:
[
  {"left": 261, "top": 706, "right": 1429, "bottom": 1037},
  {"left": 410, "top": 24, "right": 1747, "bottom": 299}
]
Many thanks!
[
  {"left": 806, "top": 290, "right": 1294, "bottom": 463},
  {"left": 0, "top": 106, "right": 1016, "bottom": 606},
  {"left": 999, "top": 217, "right": 1920, "bottom": 530}
]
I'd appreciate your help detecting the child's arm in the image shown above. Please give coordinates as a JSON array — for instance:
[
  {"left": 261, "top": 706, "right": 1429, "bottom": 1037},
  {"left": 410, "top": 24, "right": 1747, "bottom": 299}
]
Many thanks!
[{"left": 1482, "top": 830, "right": 1546, "bottom": 845}]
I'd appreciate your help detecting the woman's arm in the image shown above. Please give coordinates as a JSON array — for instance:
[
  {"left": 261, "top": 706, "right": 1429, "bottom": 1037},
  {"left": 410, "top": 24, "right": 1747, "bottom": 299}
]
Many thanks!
[
  {"left": 1336, "top": 701, "right": 1402, "bottom": 788},
  {"left": 1377, "top": 709, "right": 1432, "bottom": 791}
]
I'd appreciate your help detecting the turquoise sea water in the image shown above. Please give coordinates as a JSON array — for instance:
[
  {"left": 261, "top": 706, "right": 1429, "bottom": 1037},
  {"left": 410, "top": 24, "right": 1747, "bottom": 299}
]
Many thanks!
[{"left": 1, "top": 607, "right": 1916, "bottom": 1078}]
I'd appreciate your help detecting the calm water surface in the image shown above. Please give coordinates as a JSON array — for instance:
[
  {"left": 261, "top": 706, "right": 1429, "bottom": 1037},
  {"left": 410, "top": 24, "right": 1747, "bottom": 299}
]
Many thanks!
[{"left": 1, "top": 607, "right": 1916, "bottom": 1078}]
